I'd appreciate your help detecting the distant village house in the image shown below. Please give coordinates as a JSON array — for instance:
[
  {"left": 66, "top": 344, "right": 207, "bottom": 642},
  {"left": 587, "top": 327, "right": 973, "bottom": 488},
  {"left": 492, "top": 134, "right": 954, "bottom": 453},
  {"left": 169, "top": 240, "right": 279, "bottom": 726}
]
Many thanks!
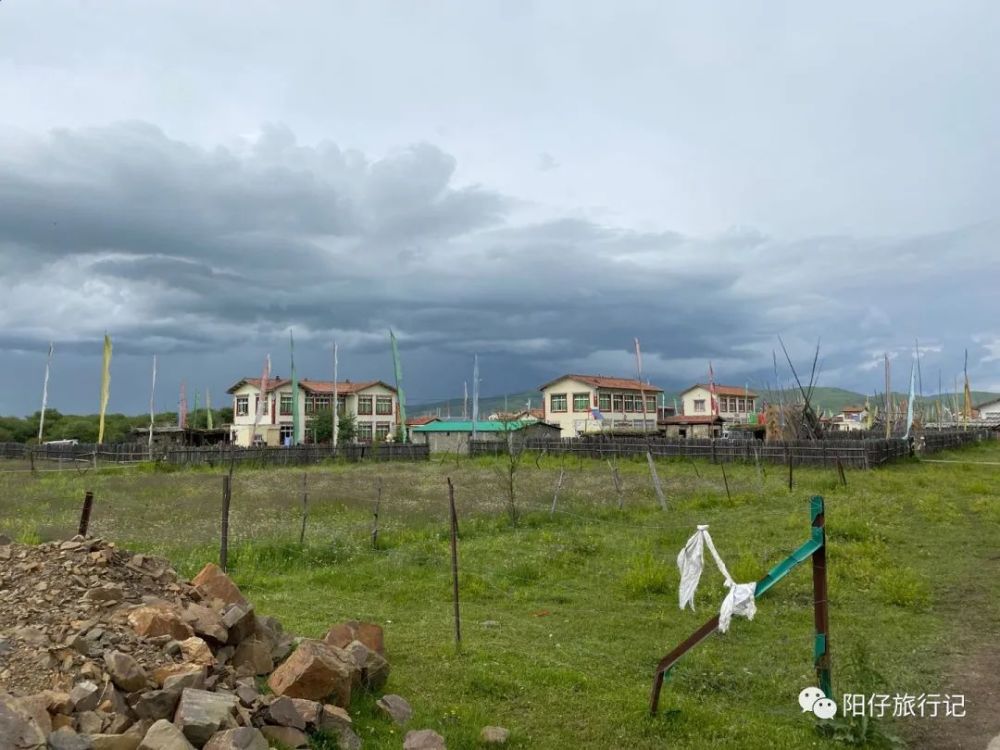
[
  {"left": 538, "top": 374, "right": 663, "bottom": 438},
  {"left": 226, "top": 377, "right": 399, "bottom": 447}
]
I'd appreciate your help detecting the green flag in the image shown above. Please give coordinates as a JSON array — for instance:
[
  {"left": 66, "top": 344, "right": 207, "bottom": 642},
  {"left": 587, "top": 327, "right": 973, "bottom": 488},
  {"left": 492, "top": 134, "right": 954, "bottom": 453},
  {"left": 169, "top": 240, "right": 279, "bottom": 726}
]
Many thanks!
[
  {"left": 290, "top": 331, "right": 301, "bottom": 444},
  {"left": 390, "top": 329, "right": 407, "bottom": 443}
]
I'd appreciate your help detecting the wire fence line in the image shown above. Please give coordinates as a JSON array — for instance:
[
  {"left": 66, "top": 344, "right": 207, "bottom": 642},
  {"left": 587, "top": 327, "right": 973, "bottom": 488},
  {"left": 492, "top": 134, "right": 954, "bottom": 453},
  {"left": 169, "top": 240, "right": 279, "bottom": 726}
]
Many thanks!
[
  {"left": 0, "top": 441, "right": 430, "bottom": 469},
  {"left": 469, "top": 428, "right": 994, "bottom": 468}
]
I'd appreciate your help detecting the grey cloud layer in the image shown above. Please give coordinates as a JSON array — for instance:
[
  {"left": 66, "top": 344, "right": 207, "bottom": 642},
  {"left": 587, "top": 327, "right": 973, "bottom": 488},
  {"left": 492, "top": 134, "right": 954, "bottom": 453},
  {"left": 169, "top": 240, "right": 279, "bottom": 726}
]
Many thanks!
[{"left": 0, "top": 123, "right": 998, "bottom": 413}]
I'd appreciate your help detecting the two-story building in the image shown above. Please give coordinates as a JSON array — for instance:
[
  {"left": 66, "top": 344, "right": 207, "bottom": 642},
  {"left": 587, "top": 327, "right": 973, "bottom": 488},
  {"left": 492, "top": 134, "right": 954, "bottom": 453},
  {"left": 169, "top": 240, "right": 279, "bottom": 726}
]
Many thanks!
[
  {"left": 831, "top": 405, "right": 868, "bottom": 432},
  {"left": 677, "top": 384, "right": 758, "bottom": 422},
  {"left": 977, "top": 397, "right": 1000, "bottom": 420},
  {"left": 226, "top": 377, "right": 399, "bottom": 446},
  {"left": 538, "top": 374, "right": 663, "bottom": 437}
]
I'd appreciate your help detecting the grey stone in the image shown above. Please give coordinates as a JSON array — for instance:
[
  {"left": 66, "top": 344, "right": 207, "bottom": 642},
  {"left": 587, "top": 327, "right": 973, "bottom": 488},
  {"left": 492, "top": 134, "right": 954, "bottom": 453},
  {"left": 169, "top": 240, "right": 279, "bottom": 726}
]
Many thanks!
[
  {"left": 336, "top": 727, "right": 362, "bottom": 750},
  {"left": 376, "top": 694, "right": 412, "bottom": 725},
  {"left": 160, "top": 669, "right": 206, "bottom": 694},
  {"left": 403, "top": 729, "right": 446, "bottom": 750},
  {"left": 234, "top": 685, "right": 258, "bottom": 708},
  {"left": 131, "top": 691, "right": 180, "bottom": 723},
  {"left": 318, "top": 704, "right": 352, "bottom": 733},
  {"left": 104, "top": 652, "right": 148, "bottom": 693},
  {"left": 47, "top": 728, "right": 95, "bottom": 750},
  {"left": 172, "top": 689, "right": 237, "bottom": 747},
  {"left": 0, "top": 693, "right": 46, "bottom": 749},
  {"left": 363, "top": 649, "right": 390, "bottom": 691},
  {"left": 136, "top": 719, "right": 194, "bottom": 750},
  {"left": 76, "top": 711, "right": 104, "bottom": 735},
  {"left": 202, "top": 727, "right": 268, "bottom": 750},
  {"left": 265, "top": 696, "right": 304, "bottom": 729},
  {"left": 69, "top": 682, "right": 101, "bottom": 713},
  {"left": 480, "top": 726, "right": 510, "bottom": 745},
  {"left": 220, "top": 605, "right": 255, "bottom": 646},
  {"left": 89, "top": 735, "right": 142, "bottom": 750},
  {"left": 259, "top": 725, "right": 307, "bottom": 748}
]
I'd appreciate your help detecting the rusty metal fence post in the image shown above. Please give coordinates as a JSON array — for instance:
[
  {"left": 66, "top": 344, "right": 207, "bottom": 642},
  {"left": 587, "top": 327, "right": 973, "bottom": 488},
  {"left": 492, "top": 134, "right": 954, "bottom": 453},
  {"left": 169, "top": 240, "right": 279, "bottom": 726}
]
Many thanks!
[{"left": 78, "top": 491, "right": 94, "bottom": 536}]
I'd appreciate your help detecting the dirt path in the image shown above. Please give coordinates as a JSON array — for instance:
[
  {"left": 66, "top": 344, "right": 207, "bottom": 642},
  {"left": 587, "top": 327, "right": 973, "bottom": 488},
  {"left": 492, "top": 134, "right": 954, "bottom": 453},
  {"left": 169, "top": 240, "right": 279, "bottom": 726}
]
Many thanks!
[{"left": 906, "top": 555, "right": 1000, "bottom": 749}]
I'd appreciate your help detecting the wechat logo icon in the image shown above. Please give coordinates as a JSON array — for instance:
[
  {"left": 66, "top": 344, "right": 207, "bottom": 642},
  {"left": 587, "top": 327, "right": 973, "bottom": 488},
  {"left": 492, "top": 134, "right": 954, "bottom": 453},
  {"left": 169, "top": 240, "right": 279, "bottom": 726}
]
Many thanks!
[{"left": 799, "top": 686, "right": 838, "bottom": 720}]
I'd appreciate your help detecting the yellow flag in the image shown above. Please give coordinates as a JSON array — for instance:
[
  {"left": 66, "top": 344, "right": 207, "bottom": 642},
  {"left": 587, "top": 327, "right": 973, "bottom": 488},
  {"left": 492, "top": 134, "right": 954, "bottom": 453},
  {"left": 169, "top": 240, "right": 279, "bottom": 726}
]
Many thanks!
[{"left": 98, "top": 334, "right": 112, "bottom": 444}]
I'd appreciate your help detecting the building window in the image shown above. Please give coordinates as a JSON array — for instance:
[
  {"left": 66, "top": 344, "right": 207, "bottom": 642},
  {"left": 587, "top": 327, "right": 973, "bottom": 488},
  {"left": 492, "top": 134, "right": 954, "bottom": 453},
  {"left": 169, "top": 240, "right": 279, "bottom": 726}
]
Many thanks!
[
  {"left": 357, "top": 422, "right": 373, "bottom": 441},
  {"left": 305, "top": 395, "right": 331, "bottom": 415},
  {"left": 737, "top": 398, "right": 745, "bottom": 413},
  {"left": 375, "top": 422, "right": 391, "bottom": 440},
  {"left": 279, "top": 424, "right": 293, "bottom": 443},
  {"left": 550, "top": 394, "right": 567, "bottom": 412},
  {"left": 694, "top": 399, "right": 706, "bottom": 413},
  {"left": 646, "top": 396, "right": 656, "bottom": 412},
  {"left": 376, "top": 396, "right": 393, "bottom": 415},
  {"left": 624, "top": 394, "right": 636, "bottom": 412},
  {"left": 337, "top": 396, "right": 347, "bottom": 415},
  {"left": 598, "top": 393, "right": 611, "bottom": 411},
  {"left": 255, "top": 395, "right": 268, "bottom": 415},
  {"left": 279, "top": 394, "right": 293, "bottom": 416},
  {"left": 572, "top": 393, "right": 590, "bottom": 412},
  {"left": 612, "top": 394, "right": 624, "bottom": 412},
  {"left": 235, "top": 396, "right": 249, "bottom": 416},
  {"left": 357, "top": 396, "right": 373, "bottom": 415}
]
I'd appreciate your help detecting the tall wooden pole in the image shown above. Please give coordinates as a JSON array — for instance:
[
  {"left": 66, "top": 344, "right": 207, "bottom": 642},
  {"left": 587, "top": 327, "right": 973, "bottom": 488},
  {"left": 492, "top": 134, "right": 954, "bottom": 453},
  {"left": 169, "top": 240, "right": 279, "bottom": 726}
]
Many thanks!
[
  {"left": 551, "top": 468, "right": 565, "bottom": 514},
  {"left": 720, "top": 463, "right": 732, "bottom": 501},
  {"left": 299, "top": 472, "right": 309, "bottom": 545},
  {"left": 220, "top": 475, "right": 231, "bottom": 572},
  {"left": 371, "top": 476, "right": 382, "bottom": 549},
  {"left": 447, "top": 477, "right": 461, "bottom": 648}
]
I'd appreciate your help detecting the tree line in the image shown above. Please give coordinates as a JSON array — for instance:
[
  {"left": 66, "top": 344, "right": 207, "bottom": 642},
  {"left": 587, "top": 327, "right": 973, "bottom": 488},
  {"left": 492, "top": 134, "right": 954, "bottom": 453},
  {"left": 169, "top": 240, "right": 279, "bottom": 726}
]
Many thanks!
[{"left": 0, "top": 408, "right": 233, "bottom": 444}]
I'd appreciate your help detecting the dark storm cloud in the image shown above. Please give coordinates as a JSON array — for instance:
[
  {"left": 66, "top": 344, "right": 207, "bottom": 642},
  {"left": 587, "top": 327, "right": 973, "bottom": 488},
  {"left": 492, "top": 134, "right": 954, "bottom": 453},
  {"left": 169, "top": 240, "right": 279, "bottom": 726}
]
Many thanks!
[{"left": 0, "top": 123, "right": 998, "bottom": 414}]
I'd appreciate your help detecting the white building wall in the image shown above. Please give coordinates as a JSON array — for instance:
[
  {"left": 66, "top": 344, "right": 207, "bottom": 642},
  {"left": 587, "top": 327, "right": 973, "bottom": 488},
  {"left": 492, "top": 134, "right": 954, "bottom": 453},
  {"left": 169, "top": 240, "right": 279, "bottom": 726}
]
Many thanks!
[
  {"left": 541, "top": 377, "right": 658, "bottom": 438},
  {"left": 228, "top": 382, "right": 398, "bottom": 446}
]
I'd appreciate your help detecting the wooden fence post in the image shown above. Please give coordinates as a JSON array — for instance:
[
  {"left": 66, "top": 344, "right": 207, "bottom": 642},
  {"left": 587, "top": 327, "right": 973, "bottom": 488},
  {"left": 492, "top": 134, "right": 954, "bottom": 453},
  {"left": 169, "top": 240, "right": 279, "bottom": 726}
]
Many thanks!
[
  {"left": 787, "top": 446, "right": 794, "bottom": 491},
  {"left": 78, "top": 491, "right": 94, "bottom": 536},
  {"left": 299, "top": 472, "right": 309, "bottom": 545},
  {"left": 371, "top": 476, "right": 382, "bottom": 549},
  {"left": 551, "top": 468, "right": 565, "bottom": 514},
  {"left": 647, "top": 452, "right": 667, "bottom": 511},
  {"left": 720, "top": 463, "right": 732, "bottom": 502},
  {"left": 812, "top": 496, "right": 832, "bottom": 697},
  {"left": 836, "top": 457, "right": 847, "bottom": 487},
  {"left": 220, "top": 475, "right": 232, "bottom": 572},
  {"left": 447, "top": 477, "right": 461, "bottom": 649}
]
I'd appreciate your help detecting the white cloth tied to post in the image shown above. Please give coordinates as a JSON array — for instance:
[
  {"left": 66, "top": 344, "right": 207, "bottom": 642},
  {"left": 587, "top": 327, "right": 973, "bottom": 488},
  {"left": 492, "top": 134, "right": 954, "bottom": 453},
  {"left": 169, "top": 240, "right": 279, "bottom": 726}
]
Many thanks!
[{"left": 677, "top": 525, "right": 757, "bottom": 633}]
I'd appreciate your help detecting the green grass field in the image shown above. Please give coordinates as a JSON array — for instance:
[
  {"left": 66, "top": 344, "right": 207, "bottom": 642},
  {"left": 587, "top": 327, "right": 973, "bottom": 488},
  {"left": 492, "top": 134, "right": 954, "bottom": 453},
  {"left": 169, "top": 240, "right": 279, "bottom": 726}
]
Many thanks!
[{"left": 2, "top": 442, "right": 999, "bottom": 749}]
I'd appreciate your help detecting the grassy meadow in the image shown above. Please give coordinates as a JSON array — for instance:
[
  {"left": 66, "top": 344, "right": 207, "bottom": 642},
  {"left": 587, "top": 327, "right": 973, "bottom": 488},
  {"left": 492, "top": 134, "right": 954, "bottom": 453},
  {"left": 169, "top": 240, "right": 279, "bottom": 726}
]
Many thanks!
[{"left": 2, "top": 441, "right": 999, "bottom": 749}]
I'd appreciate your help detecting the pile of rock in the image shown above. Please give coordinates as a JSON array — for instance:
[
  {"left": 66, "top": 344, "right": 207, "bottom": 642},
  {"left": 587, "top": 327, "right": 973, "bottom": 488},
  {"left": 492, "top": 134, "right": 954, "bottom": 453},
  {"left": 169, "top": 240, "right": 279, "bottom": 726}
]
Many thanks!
[{"left": 0, "top": 535, "right": 410, "bottom": 749}]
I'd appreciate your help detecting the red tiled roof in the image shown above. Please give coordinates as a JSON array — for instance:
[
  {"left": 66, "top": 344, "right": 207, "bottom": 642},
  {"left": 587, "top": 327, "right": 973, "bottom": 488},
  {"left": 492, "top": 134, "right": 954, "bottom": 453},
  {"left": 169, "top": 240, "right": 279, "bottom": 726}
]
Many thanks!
[
  {"left": 228, "top": 378, "right": 395, "bottom": 395},
  {"left": 539, "top": 374, "right": 663, "bottom": 392},
  {"left": 406, "top": 415, "right": 440, "bottom": 426},
  {"left": 300, "top": 379, "right": 396, "bottom": 395},
  {"left": 841, "top": 405, "right": 865, "bottom": 413},
  {"left": 685, "top": 384, "right": 759, "bottom": 398}
]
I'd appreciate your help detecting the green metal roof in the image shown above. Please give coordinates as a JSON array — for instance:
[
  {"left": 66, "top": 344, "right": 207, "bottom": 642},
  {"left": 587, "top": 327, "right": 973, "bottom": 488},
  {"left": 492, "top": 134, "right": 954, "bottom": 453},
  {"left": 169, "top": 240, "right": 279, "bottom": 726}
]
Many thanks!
[{"left": 411, "top": 420, "right": 535, "bottom": 433}]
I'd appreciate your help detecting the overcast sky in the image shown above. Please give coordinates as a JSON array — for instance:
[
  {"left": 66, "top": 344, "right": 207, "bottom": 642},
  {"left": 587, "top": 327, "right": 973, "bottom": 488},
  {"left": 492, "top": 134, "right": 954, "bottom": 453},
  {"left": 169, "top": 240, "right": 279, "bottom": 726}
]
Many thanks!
[{"left": 2, "top": 0, "right": 999, "bottom": 416}]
